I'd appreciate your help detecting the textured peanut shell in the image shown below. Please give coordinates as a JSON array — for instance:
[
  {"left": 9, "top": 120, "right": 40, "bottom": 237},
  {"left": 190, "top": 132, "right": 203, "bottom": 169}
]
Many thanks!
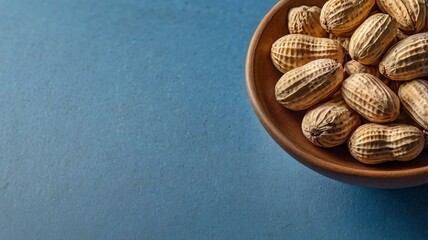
[
  {"left": 379, "top": 32, "right": 428, "bottom": 80},
  {"left": 348, "top": 123, "right": 425, "bottom": 164},
  {"left": 376, "top": 0, "right": 426, "bottom": 34},
  {"left": 288, "top": 6, "right": 327, "bottom": 37},
  {"left": 320, "top": 0, "right": 375, "bottom": 37},
  {"left": 344, "top": 60, "right": 382, "bottom": 79},
  {"left": 329, "top": 33, "right": 350, "bottom": 54},
  {"left": 271, "top": 34, "right": 344, "bottom": 73},
  {"left": 398, "top": 79, "right": 428, "bottom": 130},
  {"left": 341, "top": 73, "right": 400, "bottom": 123},
  {"left": 302, "top": 98, "right": 361, "bottom": 148},
  {"left": 349, "top": 13, "right": 398, "bottom": 65},
  {"left": 275, "top": 59, "right": 344, "bottom": 111}
]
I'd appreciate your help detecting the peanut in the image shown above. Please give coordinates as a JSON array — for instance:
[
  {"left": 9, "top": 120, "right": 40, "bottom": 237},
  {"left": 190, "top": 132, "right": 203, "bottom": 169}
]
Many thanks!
[
  {"left": 288, "top": 6, "right": 327, "bottom": 38},
  {"left": 379, "top": 32, "right": 428, "bottom": 80},
  {"left": 344, "top": 60, "right": 383, "bottom": 79},
  {"left": 320, "top": 0, "right": 375, "bottom": 37},
  {"left": 376, "top": 0, "right": 426, "bottom": 34},
  {"left": 349, "top": 13, "right": 398, "bottom": 65},
  {"left": 275, "top": 59, "right": 344, "bottom": 111},
  {"left": 398, "top": 79, "right": 428, "bottom": 130},
  {"left": 302, "top": 98, "right": 361, "bottom": 147},
  {"left": 341, "top": 73, "right": 400, "bottom": 123},
  {"left": 271, "top": 34, "right": 345, "bottom": 73},
  {"left": 329, "top": 33, "right": 350, "bottom": 54},
  {"left": 348, "top": 123, "right": 426, "bottom": 164}
]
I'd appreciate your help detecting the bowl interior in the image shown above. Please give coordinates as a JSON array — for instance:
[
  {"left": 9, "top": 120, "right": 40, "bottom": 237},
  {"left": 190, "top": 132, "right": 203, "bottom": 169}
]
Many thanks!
[{"left": 246, "top": 0, "right": 428, "bottom": 188}]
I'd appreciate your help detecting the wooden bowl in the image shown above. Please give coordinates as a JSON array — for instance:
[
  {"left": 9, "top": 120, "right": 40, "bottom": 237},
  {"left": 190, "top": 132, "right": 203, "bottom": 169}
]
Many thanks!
[{"left": 245, "top": 0, "right": 428, "bottom": 188}]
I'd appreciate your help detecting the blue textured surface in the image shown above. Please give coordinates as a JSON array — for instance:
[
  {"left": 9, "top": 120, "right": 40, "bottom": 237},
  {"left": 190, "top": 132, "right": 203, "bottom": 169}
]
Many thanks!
[{"left": 0, "top": 0, "right": 426, "bottom": 239}]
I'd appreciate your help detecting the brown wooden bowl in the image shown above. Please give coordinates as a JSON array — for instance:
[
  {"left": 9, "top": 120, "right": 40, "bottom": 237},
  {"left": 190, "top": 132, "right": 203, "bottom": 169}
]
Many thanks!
[{"left": 245, "top": 0, "right": 428, "bottom": 189}]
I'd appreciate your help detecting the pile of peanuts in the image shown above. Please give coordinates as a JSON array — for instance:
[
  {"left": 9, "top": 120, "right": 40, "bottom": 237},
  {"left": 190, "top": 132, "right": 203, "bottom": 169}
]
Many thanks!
[{"left": 271, "top": 0, "right": 428, "bottom": 164}]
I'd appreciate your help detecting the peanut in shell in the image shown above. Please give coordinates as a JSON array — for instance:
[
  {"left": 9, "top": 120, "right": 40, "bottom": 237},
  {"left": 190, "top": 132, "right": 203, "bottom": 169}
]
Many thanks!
[
  {"left": 348, "top": 123, "right": 426, "bottom": 164},
  {"left": 376, "top": 0, "right": 426, "bottom": 34},
  {"left": 349, "top": 13, "right": 398, "bottom": 65},
  {"left": 344, "top": 60, "right": 383, "bottom": 79},
  {"left": 271, "top": 34, "right": 344, "bottom": 73},
  {"left": 302, "top": 98, "right": 361, "bottom": 148},
  {"left": 398, "top": 79, "right": 428, "bottom": 130},
  {"left": 288, "top": 6, "right": 327, "bottom": 38},
  {"left": 320, "top": 0, "right": 375, "bottom": 37},
  {"left": 275, "top": 59, "right": 344, "bottom": 111},
  {"left": 379, "top": 32, "right": 428, "bottom": 80},
  {"left": 341, "top": 73, "right": 400, "bottom": 123}
]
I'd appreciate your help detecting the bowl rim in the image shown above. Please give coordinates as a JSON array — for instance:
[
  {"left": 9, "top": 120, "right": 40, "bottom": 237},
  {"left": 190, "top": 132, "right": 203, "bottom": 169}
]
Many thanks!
[{"left": 245, "top": 0, "right": 428, "bottom": 183}]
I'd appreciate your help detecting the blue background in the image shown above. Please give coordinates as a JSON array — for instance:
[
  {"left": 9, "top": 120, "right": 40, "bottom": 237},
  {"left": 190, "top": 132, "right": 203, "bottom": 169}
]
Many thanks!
[{"left": 0, "top": 0, "right": 426, "bottom": 239}]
